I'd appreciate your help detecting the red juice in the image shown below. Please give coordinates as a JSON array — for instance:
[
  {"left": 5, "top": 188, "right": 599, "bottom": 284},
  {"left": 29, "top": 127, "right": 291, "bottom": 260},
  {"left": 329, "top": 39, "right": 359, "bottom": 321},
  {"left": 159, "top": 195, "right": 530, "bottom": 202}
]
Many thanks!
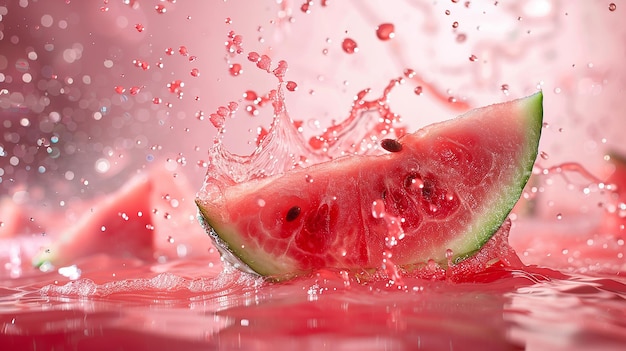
[{"left": 1, "top": 1, "right": 626, "bottom": 350}]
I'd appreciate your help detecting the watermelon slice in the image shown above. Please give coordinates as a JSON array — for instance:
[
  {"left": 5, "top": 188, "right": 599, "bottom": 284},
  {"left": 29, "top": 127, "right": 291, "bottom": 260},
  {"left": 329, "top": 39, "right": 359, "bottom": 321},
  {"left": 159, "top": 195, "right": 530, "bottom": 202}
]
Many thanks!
[
  {"left": 32, "top": 174, "right": 155, "bottom": 267},
  {"left": 196, "top": 92, "right": 543, "bottom": 279}
]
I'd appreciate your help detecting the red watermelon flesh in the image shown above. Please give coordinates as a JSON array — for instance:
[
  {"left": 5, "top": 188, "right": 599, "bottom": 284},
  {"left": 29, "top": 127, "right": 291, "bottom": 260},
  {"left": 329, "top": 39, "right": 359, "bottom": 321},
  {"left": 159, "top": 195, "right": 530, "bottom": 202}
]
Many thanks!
[
  {"left": 196, "top": 92, "right": 543, "bottom": 279},
  {"left": 32, "top": 174, "right": 155, "bottom": 267}
]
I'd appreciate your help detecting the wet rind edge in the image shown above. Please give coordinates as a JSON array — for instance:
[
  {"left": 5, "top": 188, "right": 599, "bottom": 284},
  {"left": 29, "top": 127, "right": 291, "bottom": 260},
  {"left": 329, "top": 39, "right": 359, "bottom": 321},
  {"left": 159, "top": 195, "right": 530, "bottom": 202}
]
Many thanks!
[{"left": 449, "top": 91, "right": 543, "bottom": 264}]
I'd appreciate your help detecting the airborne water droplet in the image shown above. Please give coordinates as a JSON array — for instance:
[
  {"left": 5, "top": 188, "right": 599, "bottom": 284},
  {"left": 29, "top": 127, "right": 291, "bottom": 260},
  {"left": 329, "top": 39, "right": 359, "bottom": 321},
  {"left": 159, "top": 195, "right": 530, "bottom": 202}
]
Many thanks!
[
  {"left": 286, "top": 81, "right": 298, "bottom": 91},
  {"left": 341, "top": 38, "right": 358, "bottom": 54},
  {"left": 155, "top": 4, "right": 166, "bottom": 14},
  {"left": 229, "top": 63, "right": 242, "bottom": 76},
  {"left": 376, "top": 23, "right": 395, "bottom": 41},
  {"left": 609, "top": 3, "right": 616, "bottom": 11}
]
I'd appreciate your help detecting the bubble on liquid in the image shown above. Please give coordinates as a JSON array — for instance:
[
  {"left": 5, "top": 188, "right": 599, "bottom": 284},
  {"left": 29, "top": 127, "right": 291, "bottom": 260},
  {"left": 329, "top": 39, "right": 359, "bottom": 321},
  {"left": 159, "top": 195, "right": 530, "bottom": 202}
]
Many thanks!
[
  {"left": 376, "top": 23, "right": 395, "bottom": 41},
  {"left": 609, "top": 3, "right": 616, "bottom": 11},
  {"left": 341, "top": 38, "right": 358, "bottom": 54}
]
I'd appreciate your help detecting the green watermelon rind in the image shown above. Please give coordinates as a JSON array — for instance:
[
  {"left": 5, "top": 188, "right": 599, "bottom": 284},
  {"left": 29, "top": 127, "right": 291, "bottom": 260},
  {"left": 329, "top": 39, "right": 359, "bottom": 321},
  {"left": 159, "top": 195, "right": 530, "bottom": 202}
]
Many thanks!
[
  {"left": 443, "top": 92, "right": 543, "bottom": 264},
  {"left": 196, "top": 92, "right": 543, "bottom": 278}
]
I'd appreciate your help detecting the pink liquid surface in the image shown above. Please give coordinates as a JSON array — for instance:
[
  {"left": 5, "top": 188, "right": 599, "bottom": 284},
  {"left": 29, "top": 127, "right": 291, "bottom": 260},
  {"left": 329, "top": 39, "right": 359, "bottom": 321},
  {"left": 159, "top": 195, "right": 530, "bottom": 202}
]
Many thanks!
[{"left": 1, "top": 1, "right": 626, "bottom": 350}]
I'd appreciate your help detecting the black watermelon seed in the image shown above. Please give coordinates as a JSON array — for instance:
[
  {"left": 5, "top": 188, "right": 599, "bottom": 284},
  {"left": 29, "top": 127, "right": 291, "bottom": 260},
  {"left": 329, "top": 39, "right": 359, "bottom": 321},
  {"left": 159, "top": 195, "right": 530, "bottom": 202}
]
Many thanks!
[
  {"left": 286, "top": 206, "right": 301, "bottom": 222},
  {"left": 381, "top": 139, "right": 403, "bottom": 153}
]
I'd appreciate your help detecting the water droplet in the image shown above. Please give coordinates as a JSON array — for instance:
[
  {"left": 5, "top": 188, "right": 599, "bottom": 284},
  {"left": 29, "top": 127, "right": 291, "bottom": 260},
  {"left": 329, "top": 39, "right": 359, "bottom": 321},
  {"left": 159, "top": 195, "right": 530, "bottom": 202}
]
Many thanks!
[
  {"left": 376, "top": 23, "right": 395, "bottom": 41},
  {"left": 190, "top": 68, "right": 200, "bottom": 77},
  {"left": 273, "top": 60, "right": 288, "bottom": 79},
  {"left": 501, "top": 84, "right": 509, "bottom": 95},
  {"left": 540, "top": 151, "right": 549, "bottom": 160},
  {"left": 609, "top": 3, "right": 616, "bottom": 11},
  {"left": 556, "top": 213, "right": 563, "bottom": 220},
  {"left": 229, "top": 63, "right": 242, "bottom": 76},
  {"left": 341, "top": 38, "right": 358, "bottom": 54},
  {"left": 247, "top": 51, "right": 260, "bottom": 63},
  {"left": 167, "top": 80, "right": 184, "bottom": 95},
  {"left": 456, "top": 33, "right": 467, "bottom": 42},
  {"left": 452, "top": 21, "right": 459, "bottom": 28},
  {"left": 155, "top": 4, "right": 166, "bottom": 14},
  {"left": 404, "top": 68, "right": 416, "bottom": 78},
  {"left": 469, "top": 54, "right": 478, "bottom": 62},
  {"left": 135, "top": 23, "right": 145, "bottom": 32},
  {"left": 414, "top": 86, "right": 423, "bottom": 95},
  {"left": 114, "top": 86, "right": 125, "bottom": 94},
  {"left": 445, "top": 248, "right": 455, "bottom": 266},
  {"left": 167, "top": 236, "right": 174, "bottom": 243},
  {"left": 371, "top": 199, "right": 386, "bottom": 219},
  {"left": 286, "top": 81, "right": 298, "bottom": 91},
  {"left": 305, "top": 174, "right": 314, "bottom": 183}
]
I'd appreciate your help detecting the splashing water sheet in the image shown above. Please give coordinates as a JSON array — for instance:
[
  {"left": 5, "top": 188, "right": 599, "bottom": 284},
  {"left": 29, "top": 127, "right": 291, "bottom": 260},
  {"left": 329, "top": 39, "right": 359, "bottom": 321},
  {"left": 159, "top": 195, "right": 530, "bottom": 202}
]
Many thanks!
[{"left": 1, "top": 1, "right": 626, "bottom": 350}]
